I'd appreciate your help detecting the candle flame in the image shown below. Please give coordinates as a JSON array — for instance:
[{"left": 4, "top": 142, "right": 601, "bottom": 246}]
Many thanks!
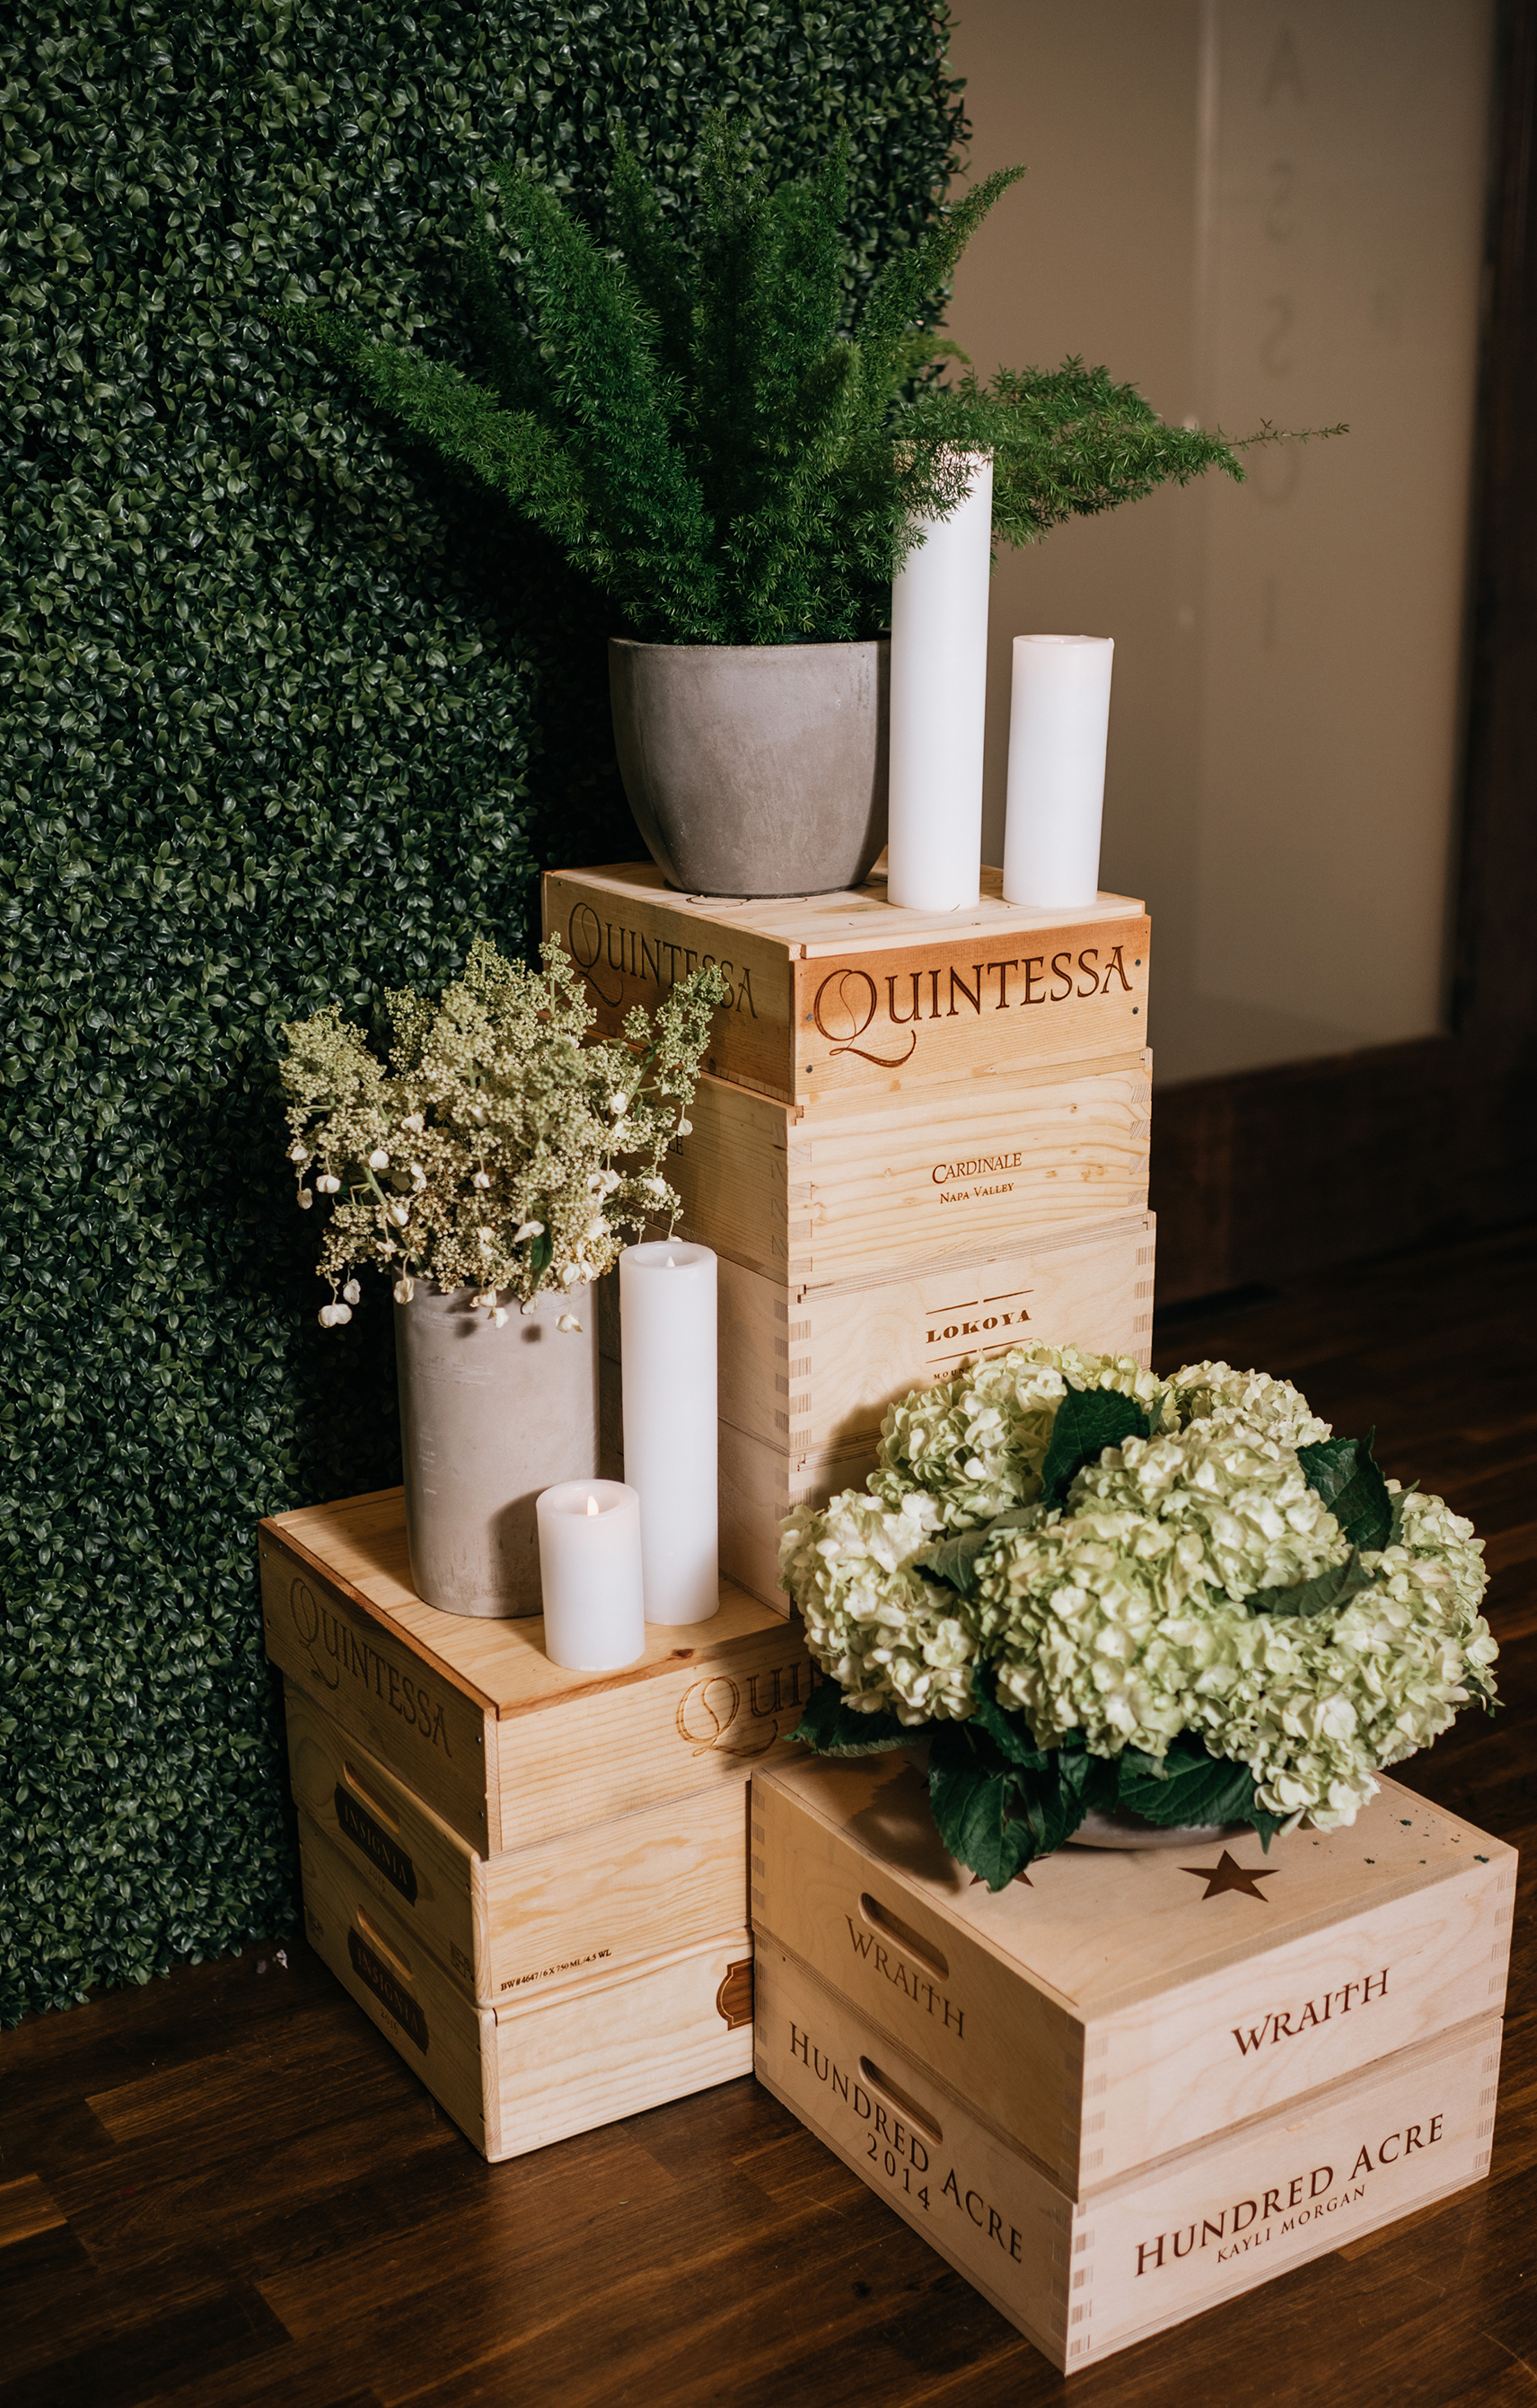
[
  {"left": 585, "top": 1493, "right": 599, "bottom": 1516},
  {"left": 664, "top": 1252, "right": 676, "bottom": 1267}
]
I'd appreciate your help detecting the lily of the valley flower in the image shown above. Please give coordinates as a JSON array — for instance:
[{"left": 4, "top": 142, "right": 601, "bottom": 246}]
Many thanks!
[
  {"left": 342, "top": 1279, "right": 361, "bottom": 1305},
  {"left": 514, "top": 1220, "right": 544, "bottom": 1243},
  {"left": 394, "top": 1276, "right": 415, "bottom": 1303},
  {"left": 385, "top": 1200, "right": 410, "bottom": 1228},
  {"left": 296, "top": 1187, "right": 313, "bottom": 1210},
  {"left": 557, "top": 1312, "right": 583, "bottom": 1333},
  {"left": 315, "top": 1173, "right": 340, "bottom": 1194},
  {"left": 472, "top": 1170, "right": 491, "bottom": 1190},
  {"left": 368, "top": 1147, "right": 390, "bottom": 1169}
]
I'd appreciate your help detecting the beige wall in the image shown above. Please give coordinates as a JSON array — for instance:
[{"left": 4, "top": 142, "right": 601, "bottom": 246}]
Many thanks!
[{"left": 944, "top": 0, "right": 1492, "bottom": 1083}]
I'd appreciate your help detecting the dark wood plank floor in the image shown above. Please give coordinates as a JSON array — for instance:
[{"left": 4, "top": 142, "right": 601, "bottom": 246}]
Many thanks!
[{"left": 4, "top": 1222, "right": 1535, "bottom": 2408}]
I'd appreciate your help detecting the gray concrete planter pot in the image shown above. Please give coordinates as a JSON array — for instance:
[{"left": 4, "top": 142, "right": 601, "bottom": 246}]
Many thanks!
[
  {"left": 609, "top": 637, "right": 889, "bottom": 897},
  {"left": 395, "top": 1282, "right": 599, "bottom": 1619}
]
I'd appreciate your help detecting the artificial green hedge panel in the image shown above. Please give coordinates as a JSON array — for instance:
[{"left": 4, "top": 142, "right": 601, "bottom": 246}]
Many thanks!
[{"left": 0, "top": 0, "right": 963, "bottom": 2021}]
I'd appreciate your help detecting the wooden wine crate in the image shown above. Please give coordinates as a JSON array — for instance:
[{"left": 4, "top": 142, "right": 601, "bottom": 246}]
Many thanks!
[
  {"left": 756, "top": 1937, "right": 1501, "bottom": 2373},
  {"left": 285, "top": 1682, "right": 792, "bottom": 2006},
  {"left": 260, "top": 1489, "right": 815, "bottom": 1854},
  {"left": 665, "top": 1054, "right": 1152, "bottom": 1287},
  {"left": 299, "top": 1813, "right": 753, "bottom": 2162},
  {"left": 543, "top": 861, "right": 1149, "bottom": 1108},
  {"left": 718, "top": 1423, "right": 877, "bottom": 1610},
  {"left": 722, "top": 1212, "right": 1155, "bottom": 1451},
  {"left": 752, "top": 1754, "right": 1515, "bottom": 2195},
  {"left": 602, "top": 1212, "right": 1155, "bottom": 1460}
]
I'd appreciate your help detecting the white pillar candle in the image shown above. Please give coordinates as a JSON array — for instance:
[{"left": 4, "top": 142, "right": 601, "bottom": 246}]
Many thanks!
[
  {"left": 887, "top": 452, "right": 994, "bottom": 912},
  {"left": 1002, "top": 635, "right": 1115, "bottom": 909},
  {"left": 535, "top": 1480, "right": 646, "bottom": 1671},
  {"left": 619, "top": 1240, "right": 718, "bottom": 1624}
]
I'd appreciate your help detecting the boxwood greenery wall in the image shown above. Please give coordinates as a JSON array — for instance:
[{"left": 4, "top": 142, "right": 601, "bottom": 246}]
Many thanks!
[{"left": 0, "top": 0, "right": 964, "bottom": 2022}]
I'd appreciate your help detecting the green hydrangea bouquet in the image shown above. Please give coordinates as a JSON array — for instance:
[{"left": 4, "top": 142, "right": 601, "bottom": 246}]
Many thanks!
[{"left": 781, "top": 1347, "right": 1496, "bottom": 1888}]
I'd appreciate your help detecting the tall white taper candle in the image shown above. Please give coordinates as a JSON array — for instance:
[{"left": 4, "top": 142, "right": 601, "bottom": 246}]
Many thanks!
[
  {"left": 619, "top": 1240, "right": 718, "bottom": 1624},
  {"left": 887, "top": 452, "right": 994, "bottom": 912},
  {"left": 535, "top": 1480, "right": 645, "bottom": 1670},
  {"left": 1001, "top": 635, "right": 1115, "bottom": 909}
]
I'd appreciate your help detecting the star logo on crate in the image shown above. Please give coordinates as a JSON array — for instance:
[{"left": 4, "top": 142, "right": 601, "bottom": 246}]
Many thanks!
[{"left": 1180, "top": 1850, "right": 1280, "bottom": 1902}]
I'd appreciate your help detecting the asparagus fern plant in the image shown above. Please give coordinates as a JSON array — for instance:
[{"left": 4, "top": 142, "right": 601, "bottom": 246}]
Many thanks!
[{"left": 286, "top": 132, "right": 1297, "bottom": 646}]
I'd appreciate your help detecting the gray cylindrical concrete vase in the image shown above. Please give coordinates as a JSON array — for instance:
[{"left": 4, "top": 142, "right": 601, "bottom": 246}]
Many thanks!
[
  {"left": 394, "top": 1283, "right": 599, "bottom": 1618},
  {"left": 609, "top": 637, "right": 889, "bottom": 897}
]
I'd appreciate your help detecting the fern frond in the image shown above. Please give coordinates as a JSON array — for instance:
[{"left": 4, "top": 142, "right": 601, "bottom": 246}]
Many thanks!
[
  {"left": 978, "top": 362, "right": 1244, "bottom": 541},
  {"left": 285, "top": 303, "right": 593, "bottom": 558},
  {"left": 490, "top": 165, "right": 725, "bottom": 638},
  {"left": 463, "top": 225, "right": 552, "bottom": 420},
  {"left": 607, "top": 135, "right": 693, "bottom": 384},
  {"left": 282, "top": 134, "right": 1293, "bottom": 649},
  {"left": 859, "top": 163, "right": 1028, "bottom": 367}
]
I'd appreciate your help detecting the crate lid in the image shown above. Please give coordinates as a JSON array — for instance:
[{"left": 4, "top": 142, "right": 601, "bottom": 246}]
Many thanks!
[
  {"left": 754, "top": 1750, "right": 1515, "bottom": 2017},
  {"left": 260, "top": 1488, "right": 787, "bottom": 1721},
  {"left": 545, "top": 858, "right": 1145, "bottom": 961}
]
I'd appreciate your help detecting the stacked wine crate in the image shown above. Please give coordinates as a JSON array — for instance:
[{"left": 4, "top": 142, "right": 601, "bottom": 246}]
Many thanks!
[
  {"left": 545, "top": 859, "right": 1156, "bottom": 1606},
  {"left": 751, "top": 1753, "right": 1515, "bottom": 2371},
  {"left": 259, "top": 1489, "right": 815, "bottom": 2159}
]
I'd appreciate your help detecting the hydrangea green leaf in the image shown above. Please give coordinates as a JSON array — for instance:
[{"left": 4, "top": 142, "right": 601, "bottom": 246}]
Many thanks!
[
  {"left": 918, "top": 1505, "right": 1037, "bottom": 1600},
  {"left": 1038, "top": 1386, "right": 1152, "bottom": 1510},
  {"left": 1389, "top": 1481, "right": 1420, "bottom": 1548},
  {"left": 1296, "top": 1432, "right": 1393, "bottom": 1551},
  {"left": 927, "top": 1724, "right": 1038, "bottom": 1890},
  {"left": 1115, "top": 1733, "right": 1264, "bottom": 1832},
  {"left": 1245, "top": 1547, "right": 1376, "bottom": 1620},
  {"left": 792, "top": 1683, "right": 914, "bottom": 1757},
  {"left": 967, "top": 1662, "right": 1051, "bottom": 1766}
]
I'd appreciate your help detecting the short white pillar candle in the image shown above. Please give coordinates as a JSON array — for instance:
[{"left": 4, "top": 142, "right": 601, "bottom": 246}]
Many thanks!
[
  {"left": 887, "top": 452, "right": 994, "bottom": 912},
  {"left": 619, "top": 1240, "right": 718, "bottom": 1625},
  {"left": 1001, "top": 635, "right": 1115, "bottom": 909},
  {"left": 535, "top": 1480, "right": 646, "bottom": 1670}
]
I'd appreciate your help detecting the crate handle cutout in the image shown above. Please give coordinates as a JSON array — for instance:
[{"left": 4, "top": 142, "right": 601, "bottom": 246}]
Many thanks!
[
  {"left": 716, "top": 1957, "right": 754, "bottom": 2030},
  {"left": 859, "top": 1893, "right": 949, "bottom": 1981},
  {"left": 858, "top": 2055, "right": 944, "bottom": 2147},
  {"left": 355, "top": 1904, "right": 414, "bottom": 1985},
  {"left": 341, "top": 1758, "right": 403, "bottom": 1834}
]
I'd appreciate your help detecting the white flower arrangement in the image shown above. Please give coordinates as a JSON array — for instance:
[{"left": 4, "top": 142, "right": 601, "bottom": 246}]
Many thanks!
[
  {"left": 783, "top": 1343, "right": 1496, "bottom": 1887},
  {"left": 279, "top": 935, "right": 725, "bottom": 1327}
]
